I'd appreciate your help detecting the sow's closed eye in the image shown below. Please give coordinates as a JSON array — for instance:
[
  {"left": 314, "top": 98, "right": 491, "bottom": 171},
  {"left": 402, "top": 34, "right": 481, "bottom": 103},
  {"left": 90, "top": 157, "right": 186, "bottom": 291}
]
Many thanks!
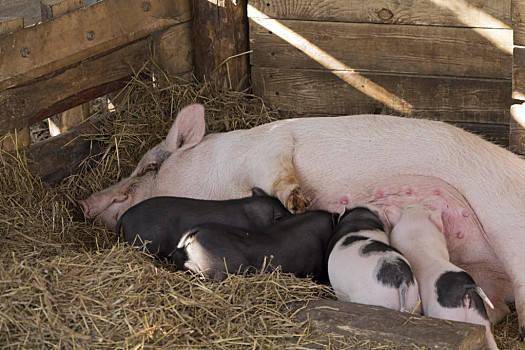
[{"left": 137, "top": 162, "right": 159, "bottom": 176}]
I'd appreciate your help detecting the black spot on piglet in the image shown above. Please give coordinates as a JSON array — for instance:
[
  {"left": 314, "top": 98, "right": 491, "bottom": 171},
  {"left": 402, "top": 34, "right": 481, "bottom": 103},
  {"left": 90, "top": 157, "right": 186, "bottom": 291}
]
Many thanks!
[
  {"left": 376, "top": 257, "right": 414, "bottom": 288},
  {"left": 362, "top": 240, "right": 401, "bottom": 255},
  {"left": 341, "top": 235, "right": 368, "bottom": 246},
  {"left": 435, "top": 271, "right": 488, "bottom": 320}
]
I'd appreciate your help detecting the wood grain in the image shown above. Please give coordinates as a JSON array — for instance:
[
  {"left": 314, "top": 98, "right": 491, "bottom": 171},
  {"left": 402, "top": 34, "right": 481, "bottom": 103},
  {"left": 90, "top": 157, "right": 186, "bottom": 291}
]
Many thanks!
[
  {"left": 250, "top": 19, "right": 512, "bottom": 79},
  {"left": 513, "top": 0, "right": 525, "bottom": 45},
  {"left": 0, "top": 22, "right": 193, "bottom": 134},
  {"left": 513, "top": 46, "right": 525, "bottom": 100},
  {"left": 249, "top": 0, "right": 511, "bottom": 28},
  {"left": 0, "top": 16, "right": 30, "bottom": 151},
  {"left": 295, "top": 299, "right": 486, "bottom": 349},
  {"left": 252, "top": 67, "right": 512, "bottom": 124},
  {"left": 27, "top": 114, "right": 105, "bottom": 185},
  {"left": 0, "top": 0, "right": 191, "bottom": 91},
  {"left": 192, "top": 0, "right": 249, "bottom": 90}
]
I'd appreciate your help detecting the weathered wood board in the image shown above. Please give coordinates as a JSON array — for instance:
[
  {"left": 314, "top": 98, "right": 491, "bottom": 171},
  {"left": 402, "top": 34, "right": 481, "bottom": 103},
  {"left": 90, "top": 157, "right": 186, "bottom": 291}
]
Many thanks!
[
  {"left": 253, "top": 67, "right": 511, "bottom": 124},
  {"left": 27, "top": 114, "right": 105, "bottom": 185},
  {"left": 250, "top": 20, "right": 512, "bottom": 79},
  {"left": 0, "top": 16, "right": 31, "bottom": 151},
  {"left": 513, "top": 46, "right": 525, "bottom": 100},
  {"left": 0, "top": 0, "right": 191, "bottom": 91},
  {"left": 296, "top": 299, "right": 486, "bottom": 349},
  {"left": 42, "top": 0, "right": 89, "bottom": 136},
  {"left": 0, "top": 0, "right": 41, "bottom": 25},
  {"left": 510, "top": 103, "right": 525, "bottom": 154},
  {"left": 249, "top": 0, "right": 512, "bottom": 28},
  {"left": 0, "top": 22, "right": 192, "bottom": 134},
  {"left": 193, "top": 0, "right": 249, "bottom": 90},
  {"left": 513, "top": 0, "right": 525, "bottom": 45},
  {"left": 40, "top": 0, "right": 83, "bottom": 21}
]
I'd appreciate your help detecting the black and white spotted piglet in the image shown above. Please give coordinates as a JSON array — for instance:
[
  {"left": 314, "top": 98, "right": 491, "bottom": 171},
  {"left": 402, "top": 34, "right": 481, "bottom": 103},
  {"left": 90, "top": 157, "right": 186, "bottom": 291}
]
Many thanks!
[
  {"left": 386, "top": 204, "right": 498, "bottom": 350},
  {"left": 326, "top": 207, "right": 420, "bottom": 313}
]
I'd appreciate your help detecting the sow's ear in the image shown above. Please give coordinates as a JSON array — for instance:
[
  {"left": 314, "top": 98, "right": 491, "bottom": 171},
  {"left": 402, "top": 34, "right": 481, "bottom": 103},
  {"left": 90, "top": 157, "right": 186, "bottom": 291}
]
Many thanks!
[
  {"left": 251, "top": 187, "right": 269, "bottom": 197},
  {"left": 165, "top": 104, "right": 206, "bottom": 152}
]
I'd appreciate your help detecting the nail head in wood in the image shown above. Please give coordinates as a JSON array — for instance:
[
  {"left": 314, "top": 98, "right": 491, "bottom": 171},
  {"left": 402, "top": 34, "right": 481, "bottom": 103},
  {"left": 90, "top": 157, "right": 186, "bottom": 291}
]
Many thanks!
[{"left": 20, "top": 47, "right": 30, "bottom": 57}]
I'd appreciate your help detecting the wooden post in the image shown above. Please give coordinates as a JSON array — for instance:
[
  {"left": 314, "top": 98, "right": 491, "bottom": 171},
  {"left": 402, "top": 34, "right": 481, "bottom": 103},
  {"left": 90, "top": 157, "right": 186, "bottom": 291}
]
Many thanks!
[
  {"left": 40, "top": 0, "right": 90, "bottom": 137},
  {"left": 0, "top": 17, "right": 31, "bottom": 151},
  {"left": 192, "top": 0, "right": 249, "bottom": 90},
  {"left": 512, "top": 0, "right": 525, "bottom": 154}
]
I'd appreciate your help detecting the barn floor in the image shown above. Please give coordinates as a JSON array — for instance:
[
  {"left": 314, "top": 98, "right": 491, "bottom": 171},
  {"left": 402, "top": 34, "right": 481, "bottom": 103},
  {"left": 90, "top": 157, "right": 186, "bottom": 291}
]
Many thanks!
[{"left": 0, "top": 68, "right": 522, "bottom": 349}]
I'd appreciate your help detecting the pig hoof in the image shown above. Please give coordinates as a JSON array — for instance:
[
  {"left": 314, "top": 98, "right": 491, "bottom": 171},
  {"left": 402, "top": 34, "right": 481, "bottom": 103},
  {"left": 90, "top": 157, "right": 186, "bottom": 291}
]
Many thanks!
[
  {"left": 286, "top": 187, "right": 310, "bottom": 214},
  {"left": 520, "top": 327, "right": 525, "bottom": 341}
]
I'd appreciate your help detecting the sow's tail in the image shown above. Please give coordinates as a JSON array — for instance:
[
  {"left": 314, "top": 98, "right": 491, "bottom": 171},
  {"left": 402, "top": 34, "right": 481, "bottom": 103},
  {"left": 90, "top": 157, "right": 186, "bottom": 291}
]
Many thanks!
[{"left": 169, "top": 228, "right": 199, "bottom": 270}]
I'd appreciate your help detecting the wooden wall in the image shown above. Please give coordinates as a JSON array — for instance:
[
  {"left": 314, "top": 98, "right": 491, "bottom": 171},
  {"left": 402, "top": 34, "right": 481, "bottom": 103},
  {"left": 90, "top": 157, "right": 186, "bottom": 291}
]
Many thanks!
[{"left": 249, "top": 0, "right": 514, "bottom": 148}]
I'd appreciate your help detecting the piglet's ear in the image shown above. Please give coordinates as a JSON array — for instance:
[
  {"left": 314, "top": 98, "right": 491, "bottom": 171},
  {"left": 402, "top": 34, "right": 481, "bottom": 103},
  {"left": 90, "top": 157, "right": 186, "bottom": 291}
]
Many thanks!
[
  {"left": 165, "top": 104, "right": 206, "bottom": 152},
  {"left": 252, "top": 187, "right": 269, "bottom": 197},
  {"left": 384, "top": 206, "right": 401, "bottom": 228},
  {"left": 429, "top": 210, "right": 444, "bottom": 233}
]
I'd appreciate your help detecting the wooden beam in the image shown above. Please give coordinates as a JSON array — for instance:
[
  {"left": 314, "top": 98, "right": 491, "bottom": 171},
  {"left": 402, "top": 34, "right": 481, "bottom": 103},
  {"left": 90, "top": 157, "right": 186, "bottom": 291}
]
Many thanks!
[
  {"left": 510, "top": 103, "right": 525, "bottom": 154},
  {"left": 41, "top": 0, "right": 90, "bottom": 136},
  {"left": 250, "top": 19, "right": 512, "bottom": 79},
  {"left": 513, "top": 0, "right": 525, "bottom": 46},
  {"left": 0, "top": 16, "right": 30, "bottom": 151},
  {"left": 0, "top": 0, "right": 41, "bottom": 26},
  {"left": 192, "top": 0, "right": 249, "bottom": 90},
  {"left": 513, "top": 46, "right": 525, "bottom": 100},
  {"left": 27, "top": 114, "right": 105, "bottom": 185},
  {"left": 152, "top": 22, "right": 193, "bottom": 79},
  {"left": 0, "top": 16, "right": 24, "bottom": 34},
  {"left": 40, "top": 0, "right": 83, "bottom": 21},
  {"left": 249, "top": 0, "right": 511, "bottom": 28},
  {"left": 0, "top": 22, "right": 193, "bottom": 135},
  {"left": 252, "top": 67, "right": 512, "bottom": 124},
  {"left": 0, "top": 0, "right": 191, "bottom": 91},
  {"left": 295, "top": 300, "right": 486, "bottom": 349}
]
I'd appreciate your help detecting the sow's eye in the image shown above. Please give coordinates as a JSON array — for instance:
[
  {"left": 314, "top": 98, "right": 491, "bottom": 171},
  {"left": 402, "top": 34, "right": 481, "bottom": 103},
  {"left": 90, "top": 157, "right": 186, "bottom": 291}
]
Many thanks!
[{"left": 138, "top": 163, "right": 159, "bottom": 176}]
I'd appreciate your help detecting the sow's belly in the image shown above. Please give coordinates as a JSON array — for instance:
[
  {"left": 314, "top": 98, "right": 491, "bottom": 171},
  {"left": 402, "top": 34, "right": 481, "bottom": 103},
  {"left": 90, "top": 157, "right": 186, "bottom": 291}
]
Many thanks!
[{"left": 311, "top": 175, "right": 512, "bottom": 299}]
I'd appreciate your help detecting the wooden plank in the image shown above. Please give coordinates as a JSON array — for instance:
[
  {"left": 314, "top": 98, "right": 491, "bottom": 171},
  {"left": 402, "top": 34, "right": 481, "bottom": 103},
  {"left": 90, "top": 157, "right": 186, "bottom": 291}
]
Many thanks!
[
  {"left": 510, "top": 103, "right": 525, "bottom": 154},
  {"left": 40, "top": 0, "right": 83, "bottom": 21},
  {"left": 0, "top": 0, "right": 191, "bottom": 91},
  {"left": 513, "top": 46, "right": 525, "bottom": 100},
  {"left": 192, "top": 0, "right": 249, "bottom": 90},
  {"left": 513, "top": 0, "right": 525, "bottom": 45},
  {"left": 0, "top": 16, "right": 30, "bottom": 151},
  {"left": 0, "top": 22, "right": 193, "bottom": 134},
  {"left": 296, "top": 299, "right": 486, "bottom": 349},
  {"left": 48, "top": 104, "right": 90, "bottom": 136},
  {"left": 41, "top": 0, "right": 89, "bottom": 136},
  {"left": 250, "top": 19, "right": 512, "bottom": 79},
  {"left": 152, "top": 21, "right": 193, "bottom": 79},
  {"left": 252, "top": 67, "right": 512, "bottom": 124},
  {"left": 249, "top": 0, "right": 512, "bottom": 28},
  {"left": 0, "top": 16, "right": 24, "bottom": 34},
  {"left": 27, "top": 114, "right": 105, "bottom": 185},
  {"left": 0, "top": 0, "right": 42, "bottom": 26}
]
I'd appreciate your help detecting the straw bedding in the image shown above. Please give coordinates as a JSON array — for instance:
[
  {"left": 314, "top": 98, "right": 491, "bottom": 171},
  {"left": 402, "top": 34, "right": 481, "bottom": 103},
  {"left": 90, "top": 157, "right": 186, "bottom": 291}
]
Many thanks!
[{"left": 0, "top": 66, "right": 522, "bottom": 349}]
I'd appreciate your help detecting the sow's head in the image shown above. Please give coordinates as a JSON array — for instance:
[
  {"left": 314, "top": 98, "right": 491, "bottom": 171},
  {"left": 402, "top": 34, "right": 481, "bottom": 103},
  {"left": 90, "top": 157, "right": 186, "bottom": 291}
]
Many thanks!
[{"left": 79, "top": 104, "right": 206, "bottom": 230}]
